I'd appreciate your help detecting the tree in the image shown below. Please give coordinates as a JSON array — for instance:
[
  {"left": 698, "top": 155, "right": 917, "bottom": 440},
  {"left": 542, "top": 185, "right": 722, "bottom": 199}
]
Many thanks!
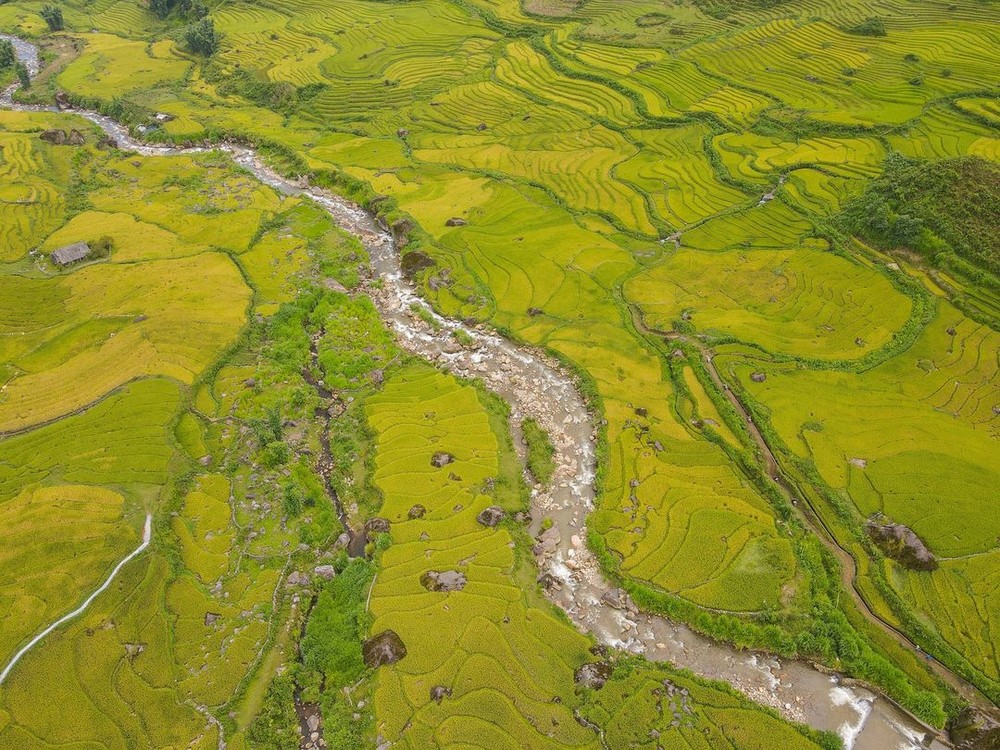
[
  {"left": 184, "top": 18, "right": 219, "bottom": 56},
  {"left": 0, "top": 39, "right": 14, "bottom": 69},
  {"left": 40, "top": 4, "right": 64, "bottom": 31},
  {"left": 149, "top": 0, "right": 174, "bottom": 18},
  {"left": 14, "top": 61, "right": 30, "bottom": 90}
]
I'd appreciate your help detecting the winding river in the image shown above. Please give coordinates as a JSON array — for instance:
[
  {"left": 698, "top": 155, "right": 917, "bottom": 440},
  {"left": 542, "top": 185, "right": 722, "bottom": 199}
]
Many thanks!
[{"left": 1, "top": 34, "right": 949, "bottom": 749}]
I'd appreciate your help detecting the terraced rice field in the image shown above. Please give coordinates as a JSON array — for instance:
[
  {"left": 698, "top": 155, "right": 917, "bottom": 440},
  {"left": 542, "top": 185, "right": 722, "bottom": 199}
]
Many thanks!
[{"left": 1, "top": 0, "right": 998, "bottom": 743}]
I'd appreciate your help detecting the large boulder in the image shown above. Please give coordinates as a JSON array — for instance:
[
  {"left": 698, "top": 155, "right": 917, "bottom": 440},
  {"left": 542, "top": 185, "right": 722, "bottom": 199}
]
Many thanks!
[
  {"left": 574, "top": 662, "right": 613, "bottom": 690},
  {"left": 477, "top": 506, "right": 506, "bottom": 527},
  {"left": 365, "top": 517, "right": 391, "bottom": 536},
  {"left": 431, "top": 452, "right": 454, "bottom": 468},
  {"left": 39, "top": 129, "right": 67, "bottom": 145},
  {"left": 866, "top": 519, "right": 937, "bottom": 571},
  {"left": 420, "top": 570, "right": 467, "bottom": 592},
  {"left": 400, "top": 250, "right": 434, "bottom": 278},
  {"left": 363, "top": 630, "right": 408, "bottom": 668}
]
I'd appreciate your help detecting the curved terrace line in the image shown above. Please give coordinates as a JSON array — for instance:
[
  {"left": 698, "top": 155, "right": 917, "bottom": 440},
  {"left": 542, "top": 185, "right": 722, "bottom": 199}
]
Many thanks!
[
  {"left": 0, "top": 513, "right": 153, "bottom": 687},
  {"left": 0, "top": 34, "right": 949, "bottom": 749}
]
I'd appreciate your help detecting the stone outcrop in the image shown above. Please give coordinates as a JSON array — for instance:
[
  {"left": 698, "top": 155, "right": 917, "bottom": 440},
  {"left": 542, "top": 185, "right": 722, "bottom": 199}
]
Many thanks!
[
  {"left": 574, "top": 662, "right": 613, "bottom": 690},
  {"left": 866, "top": 518, "right": 937, "bottom": 571},
  {"left": 420, "top": 570, "right": 467, "bottom": 592},
  {"left": 362, "top": 630, "right": 408, "bottom": 668},
  {"left": 476, "top": 506, "right": 506, "bottom": 527},
  {"left": 431, "top": 451, "right": 454, "bottom": 468}
]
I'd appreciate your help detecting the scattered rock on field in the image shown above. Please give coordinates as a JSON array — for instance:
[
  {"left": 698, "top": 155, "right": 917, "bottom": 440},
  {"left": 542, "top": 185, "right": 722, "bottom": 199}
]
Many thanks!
[
  {"left": 866, "top": 517, "right": 937, "bottom": 571},
  {"left": 574, "top": 662, "right": 613, "bottom": 690},
  {"left": 476, "top": 506, "right": 506, "bottom": 527},
  {"left": 431, "top": 451, "right": 454, "bottom": 468},
  {"left": 407, "top": 504, "right": 426, "bottom": 519},
  {"left": 363, "top": 630, "right": 408, "bottom": 668},
  {"left": 420, "top": 570, "right": 467, "bottom": 592},
  {"left": 430, "top": 686, "right": 452, "bottom": 703},
  {"left": 750, "top": 372, "right": 767, "bottom": 383}
]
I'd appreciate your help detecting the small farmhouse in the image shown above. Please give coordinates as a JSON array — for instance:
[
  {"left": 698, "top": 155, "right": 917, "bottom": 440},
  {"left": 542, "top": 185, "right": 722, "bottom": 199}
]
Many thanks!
[{"left": 51, "top": 241, "right": 91, "bottom": 267}]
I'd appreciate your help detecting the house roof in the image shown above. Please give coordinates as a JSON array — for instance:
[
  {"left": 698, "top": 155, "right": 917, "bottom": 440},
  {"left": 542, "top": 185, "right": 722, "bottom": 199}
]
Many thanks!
[{"left": 51, "top": 241, "right": 91, "bottom": 266}]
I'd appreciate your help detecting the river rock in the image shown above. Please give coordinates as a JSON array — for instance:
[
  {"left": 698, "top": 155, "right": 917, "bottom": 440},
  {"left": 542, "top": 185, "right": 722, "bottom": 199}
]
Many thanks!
[
  {"left": 866, "top": 518, "right": 937, "bottom": 571},
  {"left": 362, "top": 630, "right": 408, "bottom": 668},
  {"left": 477, "top": 506, "right": 506, "bottom": 527},
  {"left": 314, "top": 565, "right": 336, "bottom": 580},
  {"left": 421, "top": 570, "right": 467, "bottom": 592},
  {"left": 574, "top": 662, "right": 613, "bottom": 690},
  {"left": 431, "top": 451, "right": 454, "bottom": 468},
  {"left": 601, "top": 588, "right": 627, "bottom": 610},
  {"left": 430, "top": 686, "right": 453, "bottom": 703},
  {"left": 538, "top": 572, "right": 562, "bottom": 591},
  {"left": 307, "top": 714, "right": 320, "bottom": 732}
]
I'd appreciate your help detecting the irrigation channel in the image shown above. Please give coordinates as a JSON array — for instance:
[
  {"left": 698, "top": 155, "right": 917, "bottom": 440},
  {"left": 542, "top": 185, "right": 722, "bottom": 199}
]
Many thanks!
[
  {"left": 0, "top": 513, "right": 153, "bottom": 686},
  {"left": 1, "top": 34, "right": 950, "bottom": 750}
]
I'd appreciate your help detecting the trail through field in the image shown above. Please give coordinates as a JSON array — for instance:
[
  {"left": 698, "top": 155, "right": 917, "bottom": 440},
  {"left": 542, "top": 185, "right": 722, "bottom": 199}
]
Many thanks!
[
  {"left": 0, "top": 34, "right": 949, "bottom": 750},
  {"left": 0, "top": 513, "right": 152, "bottom": 686}
]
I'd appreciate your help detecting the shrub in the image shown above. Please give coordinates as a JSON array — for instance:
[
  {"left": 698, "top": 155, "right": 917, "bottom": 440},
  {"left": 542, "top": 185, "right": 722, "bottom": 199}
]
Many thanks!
[
  {"left": 847, "top": 17, "right": 886, "bottom": 36},
  {"left": 0, "top": 39, "right": 14, "bottom": 69},
  {"left": 40, "top": 4, "right": 64, "bottom": 31},
  {"left": 184, "top": 18, "right": 219, "bottom": 56},
  {"left": 14, "top": 61, "right": 29, "bottom": 89}
]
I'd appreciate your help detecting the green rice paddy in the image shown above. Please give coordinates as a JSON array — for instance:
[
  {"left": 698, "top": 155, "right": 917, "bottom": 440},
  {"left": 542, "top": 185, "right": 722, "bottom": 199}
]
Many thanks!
[{"left": 1, "top": 0, "right": 998, "bottom": 742}]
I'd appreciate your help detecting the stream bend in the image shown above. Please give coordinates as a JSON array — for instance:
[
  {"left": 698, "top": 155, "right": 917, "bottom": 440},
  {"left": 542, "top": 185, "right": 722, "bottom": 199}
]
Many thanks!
[{"left": 0, "top": 34, "right": 947, "bottom": 750}]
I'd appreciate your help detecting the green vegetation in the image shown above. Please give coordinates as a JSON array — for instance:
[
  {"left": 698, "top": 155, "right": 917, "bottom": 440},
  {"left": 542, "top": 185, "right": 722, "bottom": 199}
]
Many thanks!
[
  {"left": 580, "top": 659, "right": 840, "bottom": 750},
  {"left": 840, "top": 154, "right": 1000, "bottom": 278},
  {"left": 1, "top": 0, "right": 997, "bottom": 742},
  {"left": 522, "top": 416, "right": 555, "bottom": 485}
]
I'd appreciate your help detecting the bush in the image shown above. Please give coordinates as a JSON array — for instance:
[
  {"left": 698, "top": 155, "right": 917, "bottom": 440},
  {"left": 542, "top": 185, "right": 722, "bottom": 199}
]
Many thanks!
[
  {"left": 847, "top": 17, "right": 886, "bottom": 36},
  {"left": 40, "top": 4, "right": 64, "bottom": 31},
  {"left": 0, "top": 40, "right": 14, "bottom": 69},
  {"left": 91, "top": 235, "right": 114, "bottom": 258},
  {"left": 184, "top": 18, "right": 219, "bottom": 56},
  {"left": 14, "top": 61, "right": 29, "bottom": 90},
  {"left": 838, "top": 153, "right": 1000, "bottom": 276}
]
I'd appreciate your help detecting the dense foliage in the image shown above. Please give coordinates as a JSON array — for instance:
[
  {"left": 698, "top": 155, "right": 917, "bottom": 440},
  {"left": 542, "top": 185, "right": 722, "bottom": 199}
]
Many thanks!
[
  {"left": 841, "top": 154, "right": 1000, "bottom": 276},
  {"left": 39, "top": 4, "right": 63, "bottom": 31},
  {"left": 184, "top": 18, "right": 219, "bottom": 56}
]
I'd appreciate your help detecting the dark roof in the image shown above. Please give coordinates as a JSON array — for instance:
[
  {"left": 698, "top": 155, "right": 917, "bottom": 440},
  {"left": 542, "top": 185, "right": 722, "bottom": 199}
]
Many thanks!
[{"left": 51, "top": 241, "right": 91, "bottom": 266}]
